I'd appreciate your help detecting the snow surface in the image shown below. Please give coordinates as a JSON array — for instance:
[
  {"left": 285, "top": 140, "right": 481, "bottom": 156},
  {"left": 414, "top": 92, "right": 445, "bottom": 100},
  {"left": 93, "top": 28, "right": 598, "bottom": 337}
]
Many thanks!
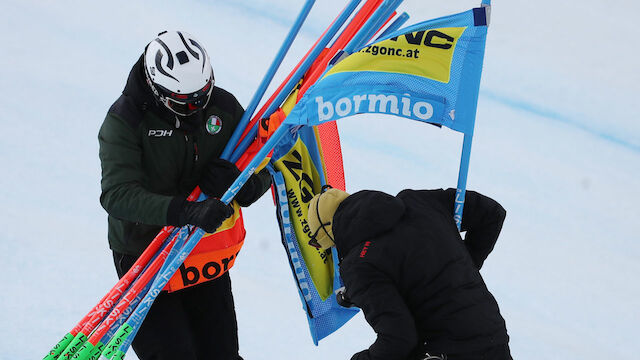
[{"left": 1, "top": 0, "right": 639, "bottom": 359}]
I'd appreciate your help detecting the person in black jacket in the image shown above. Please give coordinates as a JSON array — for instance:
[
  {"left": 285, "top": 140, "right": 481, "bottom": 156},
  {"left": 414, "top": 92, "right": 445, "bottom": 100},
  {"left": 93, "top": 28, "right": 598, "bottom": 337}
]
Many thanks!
[
  {"left": 308, "top": 187, "right": 511, "bottom": 360},
  {"left": 99, "top": 31, "right": 271, "bottom": 360}
]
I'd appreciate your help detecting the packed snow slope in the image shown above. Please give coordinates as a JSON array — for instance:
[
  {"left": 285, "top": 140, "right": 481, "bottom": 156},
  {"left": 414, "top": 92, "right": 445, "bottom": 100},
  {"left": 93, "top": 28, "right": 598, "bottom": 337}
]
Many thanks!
[{"left": 1, "top": 1, "right": 638, "bottom": 359}]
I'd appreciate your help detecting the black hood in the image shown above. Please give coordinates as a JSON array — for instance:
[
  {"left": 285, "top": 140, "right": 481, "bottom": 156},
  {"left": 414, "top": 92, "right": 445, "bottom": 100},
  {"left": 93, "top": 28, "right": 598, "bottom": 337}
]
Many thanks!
[
  {"left": 332, "top": 190, "right": 405, "bottom": 260},
  {"left": 122, "top": 55, "right": 203, "bottom": 131},
  {"left": 123, "top": 55, "right": 164, "bottom": 114}
]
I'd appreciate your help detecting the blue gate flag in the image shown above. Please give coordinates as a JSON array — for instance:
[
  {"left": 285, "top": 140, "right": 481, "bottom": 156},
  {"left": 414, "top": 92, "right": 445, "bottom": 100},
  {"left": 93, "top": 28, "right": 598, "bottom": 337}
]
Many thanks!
[
  {"left": 283, "top": 4, "right": 491, "bottom": 228},
  {"left": 216, "top": 2, "right": 493, "bottom": 345},
  {"left": 267, "top": 124, "right": 359, "bottom": 345}
]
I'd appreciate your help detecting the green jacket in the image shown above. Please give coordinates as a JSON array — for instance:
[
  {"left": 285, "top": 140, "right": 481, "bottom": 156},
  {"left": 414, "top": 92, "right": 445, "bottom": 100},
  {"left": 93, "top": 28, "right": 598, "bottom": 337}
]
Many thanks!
[{"left": 99, "top": 57, "right": 270, "bottom": 256}]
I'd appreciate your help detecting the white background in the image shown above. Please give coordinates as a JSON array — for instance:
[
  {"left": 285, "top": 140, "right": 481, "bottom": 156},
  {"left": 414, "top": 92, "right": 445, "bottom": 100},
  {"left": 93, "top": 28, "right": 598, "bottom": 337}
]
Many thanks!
[{"left": 1, "top": 1, "right": 638, "bottom": 359}]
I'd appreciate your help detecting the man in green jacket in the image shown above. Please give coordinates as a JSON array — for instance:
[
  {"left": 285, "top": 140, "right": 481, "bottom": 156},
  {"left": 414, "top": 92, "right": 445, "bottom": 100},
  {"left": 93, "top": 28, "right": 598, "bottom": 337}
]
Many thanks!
[{"left": 99, "top": 31, "right": 270, "bottom": 360}]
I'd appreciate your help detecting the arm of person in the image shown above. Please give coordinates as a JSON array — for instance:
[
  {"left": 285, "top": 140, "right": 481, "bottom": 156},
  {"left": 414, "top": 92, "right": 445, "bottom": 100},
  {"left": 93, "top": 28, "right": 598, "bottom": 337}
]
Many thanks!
[
  {"left": 198, "top": 158, "right": 271, "bottom": 207},
  {"left": 236, "top": 167, "right": 271, "bottom": 206},
  {"left": 231, "top": 95, "right": 272, "bottom": 206},
  {"left": 98, "top": 113, "right": 181, "bottom": 226},
  {"left": 440, "top": 188, "right": 507, "bottom": 269},
  {"left": 344, "top": 262, "right": 418, "bottom": 360},
  {"left": 198, "top": 90, "right": 272, "bottom": 207}
]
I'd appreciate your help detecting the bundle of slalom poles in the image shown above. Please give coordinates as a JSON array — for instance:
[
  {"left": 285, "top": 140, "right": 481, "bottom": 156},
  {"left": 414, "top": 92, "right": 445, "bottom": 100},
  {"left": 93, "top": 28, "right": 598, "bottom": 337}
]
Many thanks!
[{"left": 43, "top": 1, "right": 408, "bottom": 359}]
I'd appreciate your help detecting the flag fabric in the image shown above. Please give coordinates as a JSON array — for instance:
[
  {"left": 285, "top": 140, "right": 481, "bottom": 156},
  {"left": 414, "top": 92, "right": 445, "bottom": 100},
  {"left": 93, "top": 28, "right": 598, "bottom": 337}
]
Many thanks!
[
  {"left": 315, "top": 122, "right": 346, "bottom": 191},
  {"left": 264, "top": 80, "right": 358, "bottom": 344},
  {"left": 287, "top": 6, "right": 489, "bottom": 131},
  {"left": 263, "top": 3, "right": 491, "bottom": 345},
  {"left": 283, "top": 5, "right": 490, "bottom": 228},
  {"left": 267, "top": 125, "right": 359, "bottom": 344}
]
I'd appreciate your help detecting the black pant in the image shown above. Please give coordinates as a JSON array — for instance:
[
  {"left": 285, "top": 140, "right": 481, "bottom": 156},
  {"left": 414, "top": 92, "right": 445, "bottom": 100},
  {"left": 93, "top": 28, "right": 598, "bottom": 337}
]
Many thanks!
[
  {"left": 414, "top": 344, "right": 512, "bottom": 360},
  {"left": 113, "top": 251, "right": 243, "bottom": 360},
  {"left": 445, "top": 344, "right": 512, "bottom": 360}
]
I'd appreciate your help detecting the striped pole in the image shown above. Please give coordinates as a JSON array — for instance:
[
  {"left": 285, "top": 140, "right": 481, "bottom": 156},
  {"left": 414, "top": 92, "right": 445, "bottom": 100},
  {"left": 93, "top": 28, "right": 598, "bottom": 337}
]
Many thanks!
[
  {"left": 45, "top": 188, "right": 199, "bottom": 360},
  {"left": 67, "top": 226, "right": 188, "bottom": 360},
  {"left": 229, "top": 0, "right": 369, "bottom": 152},
  {"left": 100, "top": 125, "right": 291, "bottom": 359},
  {"left": 47, "top": 229, "right": 173, "bottom": 360},
  {"left": 229, "top": 0, "right": 364, "bottom": 163},
  {"left": 221, "top": 0, "right": 317, "bottom": 159},
  {"left": 98, "top": 196, "right": 201, "bottom": 360},
  {"left": 298, "top": 0, "right": 385, "bottom": 97},
  {"left": 375, "top": 11, "right": 410, "bottom": 40}
]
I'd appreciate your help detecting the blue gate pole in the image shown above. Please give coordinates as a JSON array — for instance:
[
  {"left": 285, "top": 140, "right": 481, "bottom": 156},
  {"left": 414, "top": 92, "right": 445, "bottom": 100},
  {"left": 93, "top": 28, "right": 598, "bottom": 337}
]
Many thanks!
[
  {"left": 221, "top": 0, "right": 316, "bottom": 160},
  {"left": 454, "top": 132, "right": 474, "bottom": 230},
  {"left": 229, "top": 0, "right": 364, "bottom": 163}
]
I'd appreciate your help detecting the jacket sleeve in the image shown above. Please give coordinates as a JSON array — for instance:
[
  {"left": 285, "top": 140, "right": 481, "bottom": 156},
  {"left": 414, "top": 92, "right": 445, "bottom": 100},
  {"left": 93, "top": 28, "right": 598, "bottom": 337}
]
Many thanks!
[
  {"left": 235, "top": 93, "right": 271, "bottom": 207},
  {"left": 344, "top": 262, "right": 418, "bottom": 360},
  {"left": 234, "top": 168, "right": 272, "bottom": 207},
  {"left": 98, "top": 113, "right": 179, "bottom": 226},
  {"left": 440, "top": 188, "right": 507, "bottom": 269}
]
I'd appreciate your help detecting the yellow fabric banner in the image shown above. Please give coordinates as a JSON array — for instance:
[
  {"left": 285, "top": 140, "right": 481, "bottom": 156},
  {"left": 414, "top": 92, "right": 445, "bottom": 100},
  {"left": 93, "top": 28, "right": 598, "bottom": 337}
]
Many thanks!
[
  {"left": 326, "top": 27, "right": 467, "bottom": 83},
  {"left": 273, "top": 137, "right": 334, "bottom": 300}
]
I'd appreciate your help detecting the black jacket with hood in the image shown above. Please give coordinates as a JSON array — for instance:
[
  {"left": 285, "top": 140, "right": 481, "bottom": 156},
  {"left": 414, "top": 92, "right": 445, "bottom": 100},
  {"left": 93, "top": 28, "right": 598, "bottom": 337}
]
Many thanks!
[
  {"left": 333, "top": 188, "right": 508, "bottom": 360},
  {"left": 99, "top": 56, "right": 271, "bottom": 256}
]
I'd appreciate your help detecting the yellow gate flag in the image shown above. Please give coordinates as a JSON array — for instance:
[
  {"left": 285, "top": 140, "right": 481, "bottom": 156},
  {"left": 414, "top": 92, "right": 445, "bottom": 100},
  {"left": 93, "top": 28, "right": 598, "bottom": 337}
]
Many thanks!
[{"left": 273, "top": 137, "right": 334, "bottom": 300}]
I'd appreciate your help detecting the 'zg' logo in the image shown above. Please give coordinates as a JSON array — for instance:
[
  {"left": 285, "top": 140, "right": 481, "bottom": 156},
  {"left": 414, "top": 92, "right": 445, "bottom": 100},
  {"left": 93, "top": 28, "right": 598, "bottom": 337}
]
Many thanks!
[
  {"left": 282, "top": 150, "right": 315, "bottom": 203},
  {"left": 148, "top": 129, "right": 173, "bottom": 137}
]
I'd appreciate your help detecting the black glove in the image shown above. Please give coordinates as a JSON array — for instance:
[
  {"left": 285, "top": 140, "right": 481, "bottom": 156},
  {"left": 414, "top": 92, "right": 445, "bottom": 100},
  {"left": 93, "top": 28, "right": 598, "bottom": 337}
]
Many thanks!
[
  {"left": 177, "top": 198, "right": 234, "bottom": 233},
  {"left": 200, "top": 158, "right": 241, "bottom": 199},
  {"left": 335, "top": 287, "right": 355, "bottom": 308},
  {"left": 200, "top": 158, "right": 265, "bottom": 206}
]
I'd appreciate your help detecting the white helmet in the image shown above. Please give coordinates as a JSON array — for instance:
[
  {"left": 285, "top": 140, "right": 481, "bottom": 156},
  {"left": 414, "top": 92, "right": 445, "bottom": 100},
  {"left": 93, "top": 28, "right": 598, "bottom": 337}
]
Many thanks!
[{"left": 143, "top": 31, "right": 214, "bottom": 116}]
